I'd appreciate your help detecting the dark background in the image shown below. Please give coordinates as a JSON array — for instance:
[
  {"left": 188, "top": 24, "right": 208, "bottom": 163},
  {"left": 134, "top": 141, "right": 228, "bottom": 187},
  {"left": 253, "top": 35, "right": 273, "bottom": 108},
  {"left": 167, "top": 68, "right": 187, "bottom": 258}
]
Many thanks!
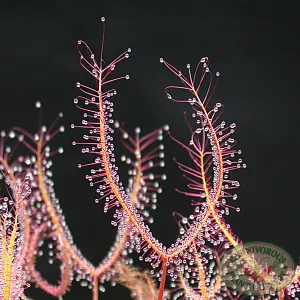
[{"left": 0, "top": 1, "right": 299, "bottom": 299}]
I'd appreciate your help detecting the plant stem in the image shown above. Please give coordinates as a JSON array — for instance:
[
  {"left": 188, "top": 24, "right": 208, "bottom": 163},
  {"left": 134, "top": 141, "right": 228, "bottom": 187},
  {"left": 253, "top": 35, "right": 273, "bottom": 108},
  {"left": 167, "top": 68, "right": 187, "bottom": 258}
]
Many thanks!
[
  {"left": 157, "top": 259, "right": 168, "bottom": 300},
  {"left": 93, "top": 276, "right": 98, "bottom": 300}
]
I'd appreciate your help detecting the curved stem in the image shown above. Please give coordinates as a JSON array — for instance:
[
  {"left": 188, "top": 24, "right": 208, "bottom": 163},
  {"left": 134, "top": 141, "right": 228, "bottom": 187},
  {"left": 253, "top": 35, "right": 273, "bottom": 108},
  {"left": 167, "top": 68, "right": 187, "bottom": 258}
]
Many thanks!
[
  {"left": 97, "top": 90, "right": 214, "bottom": 259},
  {"left": 36, "top": 135, "right": 145, "bottom": 281}
]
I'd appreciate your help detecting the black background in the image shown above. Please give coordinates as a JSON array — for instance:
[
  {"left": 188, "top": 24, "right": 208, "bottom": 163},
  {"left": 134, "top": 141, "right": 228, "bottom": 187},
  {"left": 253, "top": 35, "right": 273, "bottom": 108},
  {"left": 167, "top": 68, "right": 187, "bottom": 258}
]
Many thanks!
[{"left": 0, "top": 1, "right": 299, "bottom": 299}]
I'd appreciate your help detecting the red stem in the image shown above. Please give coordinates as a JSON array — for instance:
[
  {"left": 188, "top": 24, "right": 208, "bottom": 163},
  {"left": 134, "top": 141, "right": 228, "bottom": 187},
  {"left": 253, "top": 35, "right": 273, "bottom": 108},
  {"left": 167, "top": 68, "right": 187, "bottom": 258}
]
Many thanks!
[
  {"left": 93, "top": 276, "right": 98, "bottom": 300},
  {"left": 157, "top": 259, "right": 168, "bottom": 300}
]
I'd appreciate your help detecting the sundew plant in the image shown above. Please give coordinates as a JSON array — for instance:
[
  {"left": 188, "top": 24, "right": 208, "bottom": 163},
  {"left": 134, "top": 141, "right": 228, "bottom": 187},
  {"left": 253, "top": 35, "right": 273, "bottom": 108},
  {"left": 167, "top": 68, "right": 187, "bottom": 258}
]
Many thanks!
[{"left": 0, "top": 18, "right": 300, "bottom": 300}]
